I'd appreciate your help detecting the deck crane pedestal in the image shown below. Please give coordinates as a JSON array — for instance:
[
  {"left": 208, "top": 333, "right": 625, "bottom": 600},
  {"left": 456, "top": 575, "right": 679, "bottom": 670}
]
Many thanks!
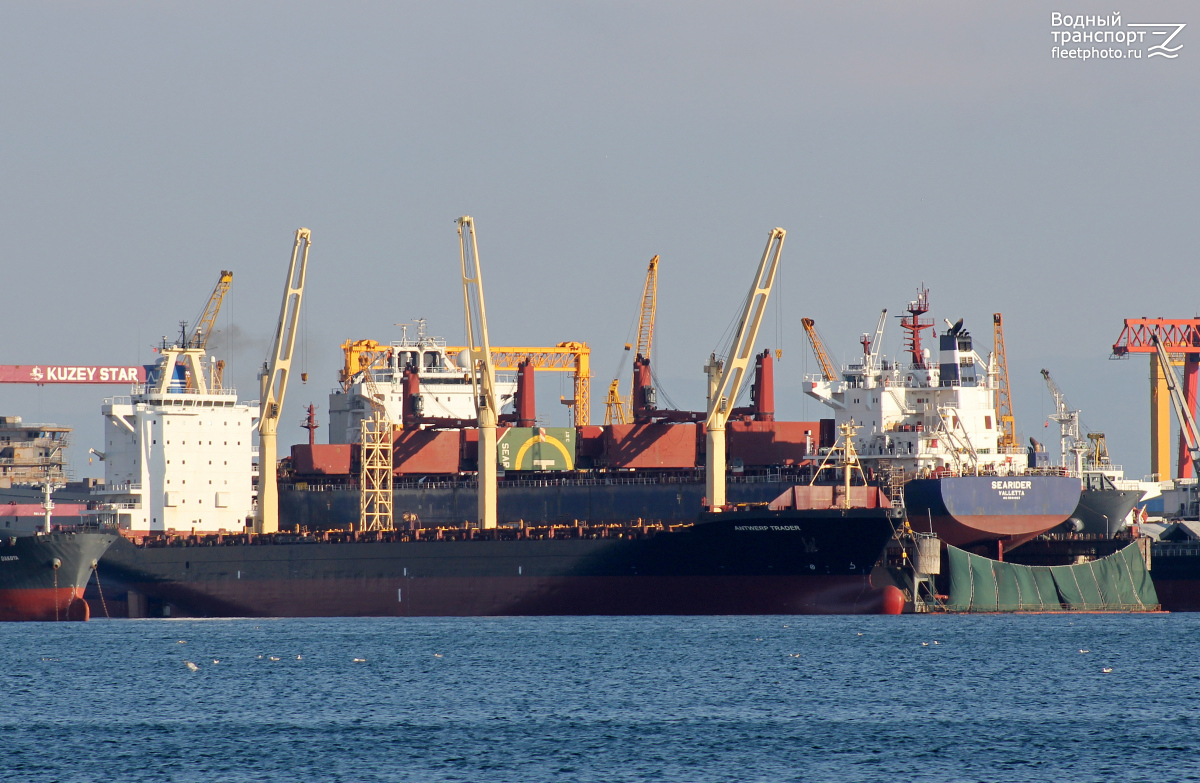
[
  {"left": 254, "top": 229, "right": 311, "bottom": 535},
  {"left": 457, "top": 216, "right": 500, "bottom": 530},
  {"left": 705, "top": 228, "right": 785, "bottom": 510}
]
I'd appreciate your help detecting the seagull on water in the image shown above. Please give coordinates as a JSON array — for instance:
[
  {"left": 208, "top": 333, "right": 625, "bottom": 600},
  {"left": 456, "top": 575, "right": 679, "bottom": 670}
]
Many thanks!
[{"left": 185, "top": 661, "right": 199, "bottom": 672}]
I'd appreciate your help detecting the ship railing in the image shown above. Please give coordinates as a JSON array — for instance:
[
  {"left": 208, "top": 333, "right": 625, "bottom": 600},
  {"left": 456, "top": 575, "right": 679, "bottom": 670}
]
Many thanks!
[
  {"left": 279, "top": 471, "right": 805, "bottom": 493},
  {"left": 91, "top": 482, "right": 143, "bottom": 494},
  {"left": 126, "top": 384, "right": 240, "bottom": 398},
  {"left": 1152, "top": 542, "right": 1200, "bottom": 557},
  {"left": 87, "top": 501, "right": 142, "bottom": 510}
]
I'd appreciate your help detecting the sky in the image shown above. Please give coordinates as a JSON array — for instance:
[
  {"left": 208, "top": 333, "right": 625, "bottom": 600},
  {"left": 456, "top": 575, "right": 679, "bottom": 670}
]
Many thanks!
[{"left": 1, "top": 2, "right": 1196, "bottom": 481}]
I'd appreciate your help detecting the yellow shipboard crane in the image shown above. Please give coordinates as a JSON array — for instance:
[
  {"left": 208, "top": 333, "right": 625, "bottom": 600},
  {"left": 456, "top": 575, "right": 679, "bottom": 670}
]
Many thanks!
[
  {"left": 606, "top": 255, "right": 659, "bottom": 425},
  {"left": 457, "top": 216, "right": 500, "bottom": 530},
  {"left": 340, "top": 340, "right": 593, "bottom": 427},
  {"left": 183, "top": 270, "right": 233, "bottom": 390},
  {"left": 446, "top": 344, "right": 592, "bottom": 427},
  {"left": 992, "top": 313, "right": 1018, "bottom": 451},
  {"left": 705, "top": 228, "right": 785, "bottom": 509},
  {"left": 188, "top": 270, "right": 233, "bottom": 350},
  {"left": 801, "top": 317, "right": 837, "bottom": 382},
  {"left": 254, "top": 229, "right": 311, "bottom": 535}
]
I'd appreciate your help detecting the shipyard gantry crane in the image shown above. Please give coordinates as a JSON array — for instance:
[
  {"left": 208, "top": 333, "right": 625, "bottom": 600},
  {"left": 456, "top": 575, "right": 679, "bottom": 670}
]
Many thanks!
[
  {"left": 457, "top": 216, "right": 500, "bottom": 529},
  {"left": 1112, "top": 318, "right": 1200, "bottom": 479},
  {"left": 705, "top": 228, "right": 785, "bottom": 509},
  {"left": 605, "top": 255, "right": 659, "bottom": 425},
  {"left": 254, "top": 228, "right": 311, "bottom": 535},
  {"left": 1151, "top": 333, "right": 1200, "bottom": 479},
  {"left": 801, "top": 317, "right": 837, "bottom": 381},
  {"left": 992, "top": 313, "right": 1017, "bottom": 452}
]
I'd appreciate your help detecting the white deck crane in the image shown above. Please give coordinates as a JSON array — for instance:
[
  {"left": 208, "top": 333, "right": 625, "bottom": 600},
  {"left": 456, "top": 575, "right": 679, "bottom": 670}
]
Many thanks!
[
  {"left": 1040, "top": 367, "right": 1085, "bottom": 475},
  {"left": 457, "top": 216, "right": 500, "bottom": 529},
  {"left": 254, "top": 228, "right": 312, "bottom": 534},
  {"left": 1152, "top": 333, "right": 1200, "bottom": 477},
  {"left": 704, "top": 228, "right": 786, "bottom": 509},
  {"left": 865, "top": 308, "right": 888, "bottom": 374}
]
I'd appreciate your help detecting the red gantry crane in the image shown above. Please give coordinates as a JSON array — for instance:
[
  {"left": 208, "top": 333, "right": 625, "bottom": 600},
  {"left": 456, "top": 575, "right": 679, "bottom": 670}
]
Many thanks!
[{"left": 1112, "top": 318, "right": 1200, "bottom": 480}]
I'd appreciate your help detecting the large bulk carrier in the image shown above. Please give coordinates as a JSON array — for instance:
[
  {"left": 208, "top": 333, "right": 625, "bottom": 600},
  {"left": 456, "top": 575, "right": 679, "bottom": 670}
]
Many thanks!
[
  {"left": 91, "top": 226, "right": 905, "bottom": 617},
  {"left": 92, "top": 318, "right": 902, "bottom": 617},
  {"left": 804, "top": 288, "right": 1081, "bottom": 553}
]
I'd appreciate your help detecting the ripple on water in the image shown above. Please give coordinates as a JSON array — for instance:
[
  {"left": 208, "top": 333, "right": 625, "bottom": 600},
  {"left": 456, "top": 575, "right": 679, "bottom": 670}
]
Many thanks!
[{"left": 1, "top": 614, "right": 1199, "bottom": 782}]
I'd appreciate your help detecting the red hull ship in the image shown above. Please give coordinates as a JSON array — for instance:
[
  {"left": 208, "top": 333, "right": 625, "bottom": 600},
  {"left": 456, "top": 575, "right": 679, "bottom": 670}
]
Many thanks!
[{"left": 0, "top": 531, "right": 116, "bottom": 621}]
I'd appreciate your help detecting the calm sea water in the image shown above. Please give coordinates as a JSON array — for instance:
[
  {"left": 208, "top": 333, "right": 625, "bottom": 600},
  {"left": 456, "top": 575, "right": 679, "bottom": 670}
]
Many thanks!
[{"left": 2, "top": 614, "right": 1199, "bottom": 783}]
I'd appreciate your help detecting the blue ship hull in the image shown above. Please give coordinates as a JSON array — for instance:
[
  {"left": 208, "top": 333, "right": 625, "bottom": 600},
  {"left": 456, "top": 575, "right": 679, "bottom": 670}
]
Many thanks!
[{"left": 903, "top": 475, "right": 1081, "bottom": 549}]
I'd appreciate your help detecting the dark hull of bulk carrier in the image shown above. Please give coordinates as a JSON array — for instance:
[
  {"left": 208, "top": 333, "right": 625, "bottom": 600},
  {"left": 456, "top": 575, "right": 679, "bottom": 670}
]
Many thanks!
[
  {"left": 1149, "top": 541, "right": 1200, "bottom": 612},
  {"left": 97, "top": 509, "right": 901, "bottom": 617},
  {"left": 902, "top": 476, "right": 1082, "bottom": 550},
  {"left": 0, "top": 531, "right": 117, "bottom": 621},
  {"left": 280, "top": 478, "right": 796, "bottom": 530}
]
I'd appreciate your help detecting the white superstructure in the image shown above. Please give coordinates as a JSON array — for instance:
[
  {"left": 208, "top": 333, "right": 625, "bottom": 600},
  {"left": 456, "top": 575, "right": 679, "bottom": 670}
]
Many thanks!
[
  {"left": 806, "top": 289, "right": 1027, "bottom": 476},
  {"left": 92, "top": 342, "right": 256, "bottom": 535},
  {"left": 329, "top": 322, "right": 515, "bottom": 444}
]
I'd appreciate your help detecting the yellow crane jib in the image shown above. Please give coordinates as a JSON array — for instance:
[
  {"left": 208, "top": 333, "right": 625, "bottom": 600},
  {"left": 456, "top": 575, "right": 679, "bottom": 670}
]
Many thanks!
[
  {"left": 636, "top": 255, "right": 659, "bottom": 360},
  {"left": 188, "top": 270, "right": 233, "bottom": 350},
  {"left": 254, "top": 228, "right": 311, "bottom": 535},
  {"left": 801, "top": 317, "right": 837, "bottom": 382},
  {"left": 992, "top": 313, "right": 1017, "bottom": 451},
  {"left": 457, "top": 216, "right": 499, "bottom": 530},
  {"left": 705, "top": 228, "right": 785, "bottom": 510}
]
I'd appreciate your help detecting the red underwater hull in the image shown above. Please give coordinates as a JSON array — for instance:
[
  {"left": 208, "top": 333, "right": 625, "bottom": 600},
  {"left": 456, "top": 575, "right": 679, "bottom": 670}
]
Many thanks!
[
  {"left": 0, "top": 586, "right": 90, "bottom": 622},
  {"left": 923, "top": 513, "right": 1071, "bottom": 550}
]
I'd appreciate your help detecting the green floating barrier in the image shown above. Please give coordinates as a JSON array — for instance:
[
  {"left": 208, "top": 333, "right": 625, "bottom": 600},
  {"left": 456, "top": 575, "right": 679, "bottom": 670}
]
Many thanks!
[{"left": 945, "top": 541, "right": 1159, "bottom": 612}]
